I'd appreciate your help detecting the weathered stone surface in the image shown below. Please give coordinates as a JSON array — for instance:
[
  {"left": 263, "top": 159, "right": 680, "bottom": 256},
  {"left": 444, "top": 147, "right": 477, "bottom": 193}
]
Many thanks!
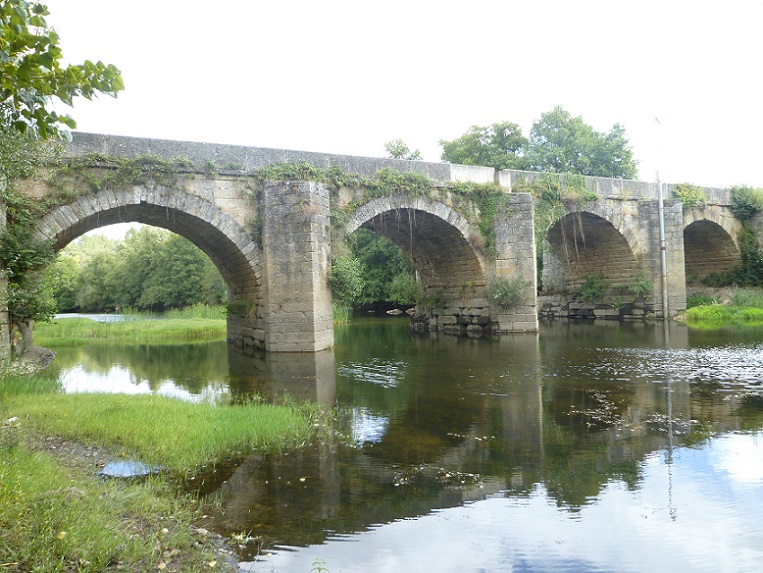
[{"left": 2, "top": 133, "right": 748, "bottom": 357}]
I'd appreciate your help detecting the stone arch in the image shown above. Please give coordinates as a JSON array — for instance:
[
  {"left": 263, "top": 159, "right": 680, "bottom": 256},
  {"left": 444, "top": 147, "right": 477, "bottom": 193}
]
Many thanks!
[
  {"left": 36, "top": 186, "right": 262, "bottom": 346},
  {"left": 682, "top": 208, "right": 742, "bottom": 286},
  {"left": 542, "top": 210, "right": 638, "bottom": 293},
  {"left": 343, "top": 195, "right": 488, "bottom": 302}
]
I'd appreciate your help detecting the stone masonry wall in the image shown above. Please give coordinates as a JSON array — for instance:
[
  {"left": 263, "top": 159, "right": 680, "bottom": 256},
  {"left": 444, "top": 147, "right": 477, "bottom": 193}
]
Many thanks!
[
  {"left": 492, "top": 193, "right": 538, "bottom": 332},
  {"left": 262, "top": 181, "right": 333, "bottom": 352}
]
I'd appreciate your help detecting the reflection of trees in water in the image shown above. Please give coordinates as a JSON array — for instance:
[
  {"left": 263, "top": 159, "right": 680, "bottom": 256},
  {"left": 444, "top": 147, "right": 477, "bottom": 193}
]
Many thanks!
[{"left": 49, "top": 341, "right": 229, "bottom": 393}]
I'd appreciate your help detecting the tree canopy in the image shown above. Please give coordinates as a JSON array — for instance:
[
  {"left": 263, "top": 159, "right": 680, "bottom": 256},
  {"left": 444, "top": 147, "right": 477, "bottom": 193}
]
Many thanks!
[
  {"left": 47, "top": 227, "right": 227, "bottom": 313},
  {"left": 384, "top": 139, "right": 422, "bottom": 161},
  {"left": 440, "top": 121, "right": 527, "bottom": 171},
  {"left": 1, "top": 0, "right": 123, "bottom": 139},
  {"left": 439, "top": 106, "right": 638, "bottom": 179},
  {"left": 1, "top": 0, "right": 123, "bottom": 334}
]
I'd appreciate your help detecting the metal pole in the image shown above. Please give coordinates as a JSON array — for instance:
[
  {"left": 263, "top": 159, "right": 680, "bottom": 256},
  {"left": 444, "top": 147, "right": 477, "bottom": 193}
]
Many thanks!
[{"left": 657, "top": 171, "right": 669, "bottom": 318}]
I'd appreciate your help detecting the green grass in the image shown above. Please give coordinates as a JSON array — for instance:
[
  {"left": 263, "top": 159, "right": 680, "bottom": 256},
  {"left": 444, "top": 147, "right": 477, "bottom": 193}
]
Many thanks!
[
  {"left": 0, "top": 372, "right": 320, "bottom": 571},
  {"left": 6, "top": 392, "right": 317, "bottom": 471},
  {"left": 0, "top": 444, "right": 217, "bottom": 572},
  {"left": 34, "top": 317, "right": 227, "bottom": 347},
  {"left": 685, "top": 304, "right": 763, "bottom": 326},
  {"left": 730, "top": 288, "right": 763, "bottom": 308},
  {"left": 685, "top": 288, "right": 763, "bottom": 327}
]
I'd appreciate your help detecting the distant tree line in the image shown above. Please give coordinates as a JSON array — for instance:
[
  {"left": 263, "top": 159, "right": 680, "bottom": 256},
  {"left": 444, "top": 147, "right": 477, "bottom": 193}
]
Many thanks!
[{"left": 47, "top": 227, "right": 226, "bottom": 313}]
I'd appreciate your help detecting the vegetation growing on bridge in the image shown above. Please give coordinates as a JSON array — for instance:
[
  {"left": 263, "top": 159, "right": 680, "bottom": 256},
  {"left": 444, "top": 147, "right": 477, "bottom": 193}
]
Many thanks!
[
  {"left": 247, "top": 161, "right": 511, "bottom": 308},
  {"left": 672, "top": 183, "right": 707, "bottom": 210},
  {"left": 703, "top": 186, "right": 763, "bottom": 288}
]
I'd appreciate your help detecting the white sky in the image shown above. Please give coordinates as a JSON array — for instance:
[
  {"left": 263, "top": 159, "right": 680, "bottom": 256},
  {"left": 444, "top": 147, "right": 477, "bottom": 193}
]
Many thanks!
[{"left": 44, "top": 0, "right": 763, "bottom": 189}]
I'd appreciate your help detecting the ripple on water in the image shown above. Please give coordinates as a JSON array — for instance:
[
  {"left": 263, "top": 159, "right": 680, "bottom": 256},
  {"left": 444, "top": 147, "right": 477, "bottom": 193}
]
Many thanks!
[
  {"left": 337, "top": 358, "right": 407, "bottom": 388},
  {"left": 586, "top": 343, "right": 763, "bottom": 391}
]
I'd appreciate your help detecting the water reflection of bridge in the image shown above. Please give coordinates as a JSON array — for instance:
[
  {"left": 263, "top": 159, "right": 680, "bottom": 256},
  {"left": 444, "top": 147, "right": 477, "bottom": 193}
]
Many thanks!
[{"left": 209, "top": 322, "right": 758, "bottom": 549}]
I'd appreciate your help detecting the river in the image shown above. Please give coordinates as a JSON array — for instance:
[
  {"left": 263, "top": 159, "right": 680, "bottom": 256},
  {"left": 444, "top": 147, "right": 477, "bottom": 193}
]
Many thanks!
[{"left": 45, "top": 318, "right": 763, "bottom": 573}]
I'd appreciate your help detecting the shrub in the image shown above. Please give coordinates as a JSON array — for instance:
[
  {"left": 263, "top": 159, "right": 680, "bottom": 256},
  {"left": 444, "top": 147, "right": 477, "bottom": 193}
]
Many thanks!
[
  {"left": 328, "top": 256, "right": 365, "bottom": 307},
  {"left": 730, "top": 186, "right": 763, "bottom": 220},
  {"left": 487, "top": 275, "right": 525, "bottom": 309},
  {"left": 687, "top": 293, "right": 719, "bottom": 308},
  {"left": 575, "top": 275, "right": 606, "bottom": 301},
  {"left": 672, "top": 183, "right": 706, "bottom": 210}
]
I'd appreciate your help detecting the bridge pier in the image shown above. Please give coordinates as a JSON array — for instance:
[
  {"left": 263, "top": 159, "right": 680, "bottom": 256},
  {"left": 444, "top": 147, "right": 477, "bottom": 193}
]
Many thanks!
[
  {"left": 637, "top": 198, "right": 687, "bottom": 317},
  {"left": 492, "top": 193, "right": 539, "bottom": 332},
  {"left": 261, "top": 181, "right": 334, "bottom": 352}
]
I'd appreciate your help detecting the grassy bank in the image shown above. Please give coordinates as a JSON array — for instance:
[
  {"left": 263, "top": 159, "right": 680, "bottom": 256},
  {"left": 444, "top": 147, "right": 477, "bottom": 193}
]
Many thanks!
[
  {"left": 34, "top": 317, "right": 227, "bottom": 346},
  {"left": 0, "top": 373, "right": 319, "bottom": 572},
  {"left": 7, "top": 391, "right": 317, "bottom": 470},
  {"left": 685, "top": 288, "right": 763, "bottom": 327}
]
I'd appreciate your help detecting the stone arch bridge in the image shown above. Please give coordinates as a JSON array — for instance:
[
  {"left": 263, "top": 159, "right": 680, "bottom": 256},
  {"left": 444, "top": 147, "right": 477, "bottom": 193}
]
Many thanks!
[{"left": 0, "top": 133, "right": 749, "bottom": 356}]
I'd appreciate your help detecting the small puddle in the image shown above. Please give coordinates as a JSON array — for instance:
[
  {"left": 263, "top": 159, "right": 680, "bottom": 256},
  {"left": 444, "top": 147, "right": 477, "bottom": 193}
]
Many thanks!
[{"left": 97, "top": 460, "right": 158, "bottom": 478}]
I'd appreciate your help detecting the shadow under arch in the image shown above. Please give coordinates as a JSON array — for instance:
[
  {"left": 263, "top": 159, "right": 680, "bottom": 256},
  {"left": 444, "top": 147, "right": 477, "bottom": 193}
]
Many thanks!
[
  {"left": 35, "top": 186, "right": 262, "bottom": 338},
  {"left": 343, "top": 195, "right": 488, "bottom": 301},
  {"left": 682, "top": 218, "right": 741, "bottom": 287},
  {"left": 543, "top": 210, "right": 638, "bottom": 292}
]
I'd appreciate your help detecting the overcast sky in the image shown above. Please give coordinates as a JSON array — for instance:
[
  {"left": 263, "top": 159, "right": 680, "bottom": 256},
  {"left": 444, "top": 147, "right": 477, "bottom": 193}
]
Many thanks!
[{"left": 44, "top": 0, "right": 763, "bottom": 189}]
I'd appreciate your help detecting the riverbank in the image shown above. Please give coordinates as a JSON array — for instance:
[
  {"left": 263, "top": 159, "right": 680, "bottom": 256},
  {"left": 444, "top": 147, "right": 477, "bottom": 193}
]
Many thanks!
[
  {"left": 34, "top": 316, "right": 227, "bottom": 346},
  {"left": 0, "top": 373, "right": 320, "bottom": 572},
  {"left": 685, "top": 287, "right": 763, "bottom": 327}
]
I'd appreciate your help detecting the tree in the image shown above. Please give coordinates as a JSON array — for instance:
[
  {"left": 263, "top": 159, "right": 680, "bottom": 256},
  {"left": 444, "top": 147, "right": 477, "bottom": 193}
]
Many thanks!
[
  {"left": 384, "top": 139, "right": 423, "bottom": 161},
  {"left": 1, "top": 0, "right": 123, "bottom": 343},
  {"left": 438, "top": 108, "right": 638, "bottom": 179},
  {"left": 440, "top": 121, "right": 527, "bottom": 171},
  {"left": 1, "top": 0, "right": 123, "bottom": 139},
  {"left": 525, "top": 106, "right": 637, "bottom": 179},
  {"left": 347, "top": 229, "right": 416, "bottom": 307}
]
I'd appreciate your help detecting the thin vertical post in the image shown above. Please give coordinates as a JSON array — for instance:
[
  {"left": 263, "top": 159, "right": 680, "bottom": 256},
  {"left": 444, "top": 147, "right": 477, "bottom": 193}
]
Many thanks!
[{"left": 657, "top": 172, "right": 669, "bottom": 318}]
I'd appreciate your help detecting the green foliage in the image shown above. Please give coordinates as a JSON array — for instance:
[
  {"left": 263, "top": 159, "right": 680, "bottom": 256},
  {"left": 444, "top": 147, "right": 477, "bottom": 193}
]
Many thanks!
[
  {"left": 328, "top": 255, "right": 365, "bottom": 306},
  {"left": 384, "top": 139, "right": 422, "bottom": 161},
  {"left": 703, "top": 228, "right": 763, "bottom": 288},
  {"left": 11, "top": 392, "right": 316, "bottom": 469},
  {"left": 0, "top": 0, "right": 122, "bottom": 338},
  {"left": 440, "top": 108, "right": 638, "bottom": 179},
  {"left": 332, "top": 303, "right": 351, "bottom": 324},
  {"left": 730, "top": 287, "right": 763, "bottom": 308},
  {"left": 687, "top": 293, "right": 719, "bottom": 308},
  {"left": 34, "top": 316, "right": 227, "bottom": 346},
  {"left": 685, "top": 304, "right": 763, "bottom": 326},
  {"left": 419, "top": 288, "right": 446, "bottom": 309},
  {"left": 345, "top": 229, "right": 416, "bottom": 306},
  {"left": 0, "top": 0, "right": 123, "bottom": 138},
  {"left": 487, "top": 275, "right": 525, "bottom": 309},
  {"left": 525, "top": 106, "right": 638, "bottom": 179},
  {"left": 451, "top": 181, "right": 509, "bottom": 254},
  {"left": 45, "top": 227, "right": 227, "bottom": 313},
  {"left": 575, "top": 275, "right": 606, "bottom": 301},
  {"left": 388, "top": 271, "right": 418, "bottom": 305},
  {"left": 440, "top": 121, "right": 528, "bottom": 170},
  {"left": 0, "top": 186, "right": 57, "bottom": 325},
  {"left": 628, "top": 268, "right": 653, "bottom": 298},
  {"left": 0, "top": 372, "right": 314, "bottom": 572},
  {"left": 672, "top": 183, "right": 706, "bottom": 210},
  {"left": 730, "top": 185, "right": 763, "bottom": 220},
  {"left": 0, "top": 127, "right": 61, "bottom": 180},
  {"left": 54, "top": 153, "right": 193, "bottom": 194}
]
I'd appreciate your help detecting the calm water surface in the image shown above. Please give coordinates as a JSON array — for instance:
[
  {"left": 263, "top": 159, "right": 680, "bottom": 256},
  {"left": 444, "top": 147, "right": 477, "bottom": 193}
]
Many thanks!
[{"left": 47, "top": 319, "right": 763, "bottom": 573}]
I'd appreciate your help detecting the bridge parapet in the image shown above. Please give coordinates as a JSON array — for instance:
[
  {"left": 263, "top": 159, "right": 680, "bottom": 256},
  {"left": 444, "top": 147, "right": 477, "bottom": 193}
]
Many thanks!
[{"left": 67, "top": 133, "right": 494, "bottom": 187}]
